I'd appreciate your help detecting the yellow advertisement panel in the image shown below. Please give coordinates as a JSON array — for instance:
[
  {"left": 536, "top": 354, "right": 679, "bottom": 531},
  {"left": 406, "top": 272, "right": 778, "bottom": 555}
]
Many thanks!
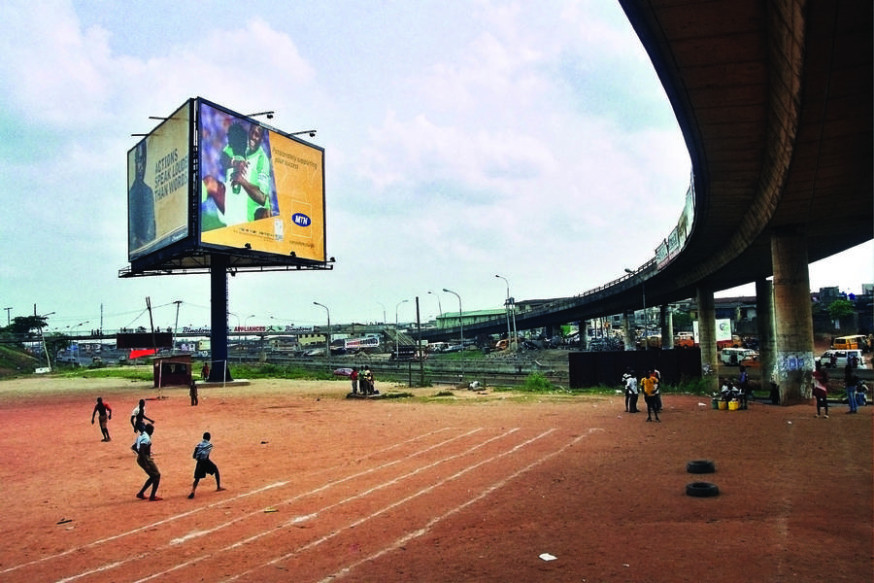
[
  {"left": 127, "top": 102, "right": 190, "bottom": 261},
  {"left": 198, "top": 101, "right": 325, "bottom": 262}
]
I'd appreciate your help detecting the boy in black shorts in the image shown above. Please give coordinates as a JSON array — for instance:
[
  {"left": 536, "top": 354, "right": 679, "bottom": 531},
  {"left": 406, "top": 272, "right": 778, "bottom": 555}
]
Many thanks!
[{"left": 188, "top": 432, "right": 225, "bottom": 499}]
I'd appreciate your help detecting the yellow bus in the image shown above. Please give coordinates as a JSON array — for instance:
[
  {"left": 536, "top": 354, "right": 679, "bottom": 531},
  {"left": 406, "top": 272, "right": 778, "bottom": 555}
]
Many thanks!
[{"left": 831, "top": 335, "right": 866, "bottom": 350}]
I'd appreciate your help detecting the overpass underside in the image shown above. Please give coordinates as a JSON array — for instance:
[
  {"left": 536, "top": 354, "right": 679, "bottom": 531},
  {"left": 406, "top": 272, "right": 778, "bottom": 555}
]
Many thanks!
[{"left": 430, "top": 1, "right": 872, "bottom": 401}]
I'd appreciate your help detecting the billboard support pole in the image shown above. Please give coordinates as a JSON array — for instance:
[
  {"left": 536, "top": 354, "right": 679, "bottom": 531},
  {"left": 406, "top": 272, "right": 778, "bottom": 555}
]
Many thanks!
[{"left": 208, "top": 254, "right": 233, "bottom": 382}]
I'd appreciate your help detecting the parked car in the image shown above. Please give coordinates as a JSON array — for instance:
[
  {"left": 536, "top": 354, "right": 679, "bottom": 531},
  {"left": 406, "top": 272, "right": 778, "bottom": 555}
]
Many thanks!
[
  {"left": 816, "top": 349, "right": 867, "bottom": 369},
  {"left": 720, "top": 347, "right": 757, "bottom": 366},
  {"left": 831, "top": 335, "right": 868, "bottom": 351},
  {"left": 739, "top": 353, "right": 761, "bottom": 368},
  {"left": 674, "top": 331, "right": 695, "bottom": 348},
  {"left": 716, "top": 334, "right": 742, "bottom": 350}
]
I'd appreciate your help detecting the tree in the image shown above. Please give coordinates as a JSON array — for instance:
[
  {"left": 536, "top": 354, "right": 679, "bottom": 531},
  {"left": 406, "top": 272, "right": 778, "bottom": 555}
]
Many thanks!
[
  {"left": 672, "top": 310, "right": 693, "bottom": 331},
  {"left": 44, "top": 332, "right": 70, "bottom": 359},
  {"left": 8, "top": 315, "right": 49, "bottom": 336},
  {"left": 826, "top": 299, "right": 855, "bottom": 322}
]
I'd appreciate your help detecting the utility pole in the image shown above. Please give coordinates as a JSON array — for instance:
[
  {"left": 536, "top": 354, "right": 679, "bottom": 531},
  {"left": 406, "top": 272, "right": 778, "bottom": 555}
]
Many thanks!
[
  {"left": 3, "top": 307, "right": 11, "bottom": 326},
  {"left": 146, "top": 297, "right": 156, "bottom": 352},
  {"left": 416, "top": 296, "right": 424, "bottom": 387},
  {"left": 173, "top": 300, "right": 182, "bottom": 355}
]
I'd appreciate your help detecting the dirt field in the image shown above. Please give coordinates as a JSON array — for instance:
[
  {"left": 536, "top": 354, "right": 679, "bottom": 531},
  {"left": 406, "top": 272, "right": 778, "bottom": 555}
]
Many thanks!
[{"left": 0, "top": 376, "right": 870, "bottom": 583}]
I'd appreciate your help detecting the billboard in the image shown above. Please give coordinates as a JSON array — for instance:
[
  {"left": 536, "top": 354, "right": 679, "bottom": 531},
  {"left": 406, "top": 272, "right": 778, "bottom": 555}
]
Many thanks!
[
  {"left": 197, "top": 100, "right": 326, "bottom": 262},
  {"left": 123, "top": 98, "right": 328, "bottom": 277},
  {"left": 127, "top": 101, "right": 191, "bottom": 261},
  {"left": 117, "top": 332, "right": 173, "bottom": 349}
]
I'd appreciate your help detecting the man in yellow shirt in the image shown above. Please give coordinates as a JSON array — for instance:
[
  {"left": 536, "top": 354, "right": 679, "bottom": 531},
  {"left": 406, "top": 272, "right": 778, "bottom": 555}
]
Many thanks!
[{"left": 642, "top": 371, "right": 660, "bottom": 422}]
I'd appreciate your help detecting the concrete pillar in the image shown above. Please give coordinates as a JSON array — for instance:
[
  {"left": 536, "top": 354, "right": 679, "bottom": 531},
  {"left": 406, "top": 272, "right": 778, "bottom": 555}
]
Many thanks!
[
  {"left": 755, "top": 278, "right": 776, "bottom": 394},
  {"left": 579, "top": 321, "right": 588, "bottom": 350},
  {"left": 772, "top": 231, "right": 815, "bottom": 405},
  {"left": 624, "top": 312, "right": 635, "bottom": 351},
  {"left": 660, "top": 305, "right": 674, "bottom": 349},
  {"left": 697, "top": 286, "right": 718, "bottom": 393}
]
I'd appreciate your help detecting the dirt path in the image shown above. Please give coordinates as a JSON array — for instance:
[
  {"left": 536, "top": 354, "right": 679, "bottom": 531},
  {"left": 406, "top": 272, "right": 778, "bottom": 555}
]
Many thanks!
[{"left": 0, "top": 376, "right": 870, "bottom": 582}]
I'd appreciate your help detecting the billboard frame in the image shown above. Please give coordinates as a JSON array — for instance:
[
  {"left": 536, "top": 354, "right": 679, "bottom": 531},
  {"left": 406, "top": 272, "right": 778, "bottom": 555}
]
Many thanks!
[{"left": 120, "top": 97, "right": 332, "bottom": 279}]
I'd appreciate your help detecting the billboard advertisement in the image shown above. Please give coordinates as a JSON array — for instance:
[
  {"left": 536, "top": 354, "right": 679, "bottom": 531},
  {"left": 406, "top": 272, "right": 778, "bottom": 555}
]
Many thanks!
[
  {"left": 127, "top": 101, "right": 191, "bottom": 261},
  {"left": 197, "top": 100, "right": 326, "bottom": 262}
]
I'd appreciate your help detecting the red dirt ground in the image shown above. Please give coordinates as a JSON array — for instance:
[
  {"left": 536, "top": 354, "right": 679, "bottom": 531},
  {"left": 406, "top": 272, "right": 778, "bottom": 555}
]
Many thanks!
[{"left": 0, "top": 376, "right": 871, "bottom": 583}]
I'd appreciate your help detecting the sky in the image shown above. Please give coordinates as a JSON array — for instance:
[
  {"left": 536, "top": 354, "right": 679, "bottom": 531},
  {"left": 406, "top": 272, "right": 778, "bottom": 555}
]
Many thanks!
[{"left": 1, "top": 0, "right": 871, "bottom": 334}]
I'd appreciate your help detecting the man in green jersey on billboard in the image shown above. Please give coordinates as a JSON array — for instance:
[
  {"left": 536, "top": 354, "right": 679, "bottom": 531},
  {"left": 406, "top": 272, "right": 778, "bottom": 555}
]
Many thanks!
[{"left": 221, "top": 122, "right": 273, "bottom": 226}]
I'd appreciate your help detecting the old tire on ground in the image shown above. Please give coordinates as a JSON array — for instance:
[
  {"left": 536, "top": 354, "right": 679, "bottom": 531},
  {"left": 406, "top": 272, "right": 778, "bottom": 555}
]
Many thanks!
[
  {"left": 686, "top": 460, "right": 716, "bottom": 474},
  {"left": 686, "top": 482, "right": 720, "bottom": 497}
]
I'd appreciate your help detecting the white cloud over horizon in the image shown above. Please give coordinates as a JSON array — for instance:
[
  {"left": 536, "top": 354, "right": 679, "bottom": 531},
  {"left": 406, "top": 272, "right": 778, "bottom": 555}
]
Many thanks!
[{"left": 0, "top": 0, "right": 869, "bottom": 333}]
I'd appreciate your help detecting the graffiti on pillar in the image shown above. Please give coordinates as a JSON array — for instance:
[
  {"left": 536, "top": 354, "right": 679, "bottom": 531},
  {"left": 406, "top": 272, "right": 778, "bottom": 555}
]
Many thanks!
[
  {"left": 774, "top": 351, "right": 815, "bottom": 377},
  {"left": 702, "top": 363, "right": 714, "bottom": 377},
  {"left": 774, "top": 351, "right": 815, "bottom": 398}
]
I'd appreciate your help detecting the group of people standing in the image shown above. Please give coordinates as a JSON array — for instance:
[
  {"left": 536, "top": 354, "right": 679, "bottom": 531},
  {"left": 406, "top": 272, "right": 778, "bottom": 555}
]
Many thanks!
[
  {"left": 90, "top": 396, "right": 224, "bottom": 502},
  {"left": 622, "top": 369, "right": 662, "bottom": 422},
  {"left": 350, "top": 366, "right": 377, "bottom": 396},
  {"left": 814, "top": 359, "right": 868, "bottom": 417}
]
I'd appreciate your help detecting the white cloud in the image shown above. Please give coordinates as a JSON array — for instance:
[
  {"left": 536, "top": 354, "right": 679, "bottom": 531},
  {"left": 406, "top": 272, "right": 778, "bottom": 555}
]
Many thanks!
[
  {"left": 0, "top": 0, "right": 867, "bottom": 329},
  {"left": 0, "top": 1, "right": 115, "bottom": 126}
]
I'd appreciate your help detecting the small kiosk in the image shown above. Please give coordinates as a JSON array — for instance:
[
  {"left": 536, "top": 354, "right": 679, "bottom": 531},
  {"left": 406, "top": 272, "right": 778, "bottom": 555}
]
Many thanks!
[{"left": 153, "top": 355, "right": 192, "bottom": 388}]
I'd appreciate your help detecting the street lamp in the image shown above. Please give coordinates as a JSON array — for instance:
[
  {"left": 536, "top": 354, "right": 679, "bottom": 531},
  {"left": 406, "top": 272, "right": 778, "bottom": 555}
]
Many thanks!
[
  {"left": 495, "top": 274, "right": 518, "bottom": 350},
  {"left": 395, "top": 299, "right": 409, "bottom": 358},
  {"left": 313, "top": 301, "right": 331, "bottom": 371},
  {"left": 377, "top": 302, "right": 387, "bottom": 325},
  {"left": 442, "top": 288, "right": 464, "bottom": 379}
]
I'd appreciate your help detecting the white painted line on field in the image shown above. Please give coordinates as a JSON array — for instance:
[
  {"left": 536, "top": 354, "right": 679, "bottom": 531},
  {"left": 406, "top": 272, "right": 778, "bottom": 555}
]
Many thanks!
[
  {"left": 321, "top": 427, "right": 604, "bottom": 582},
  {"left": 134, "top": 427, "right": 524, "bottom": 583},
  {"left": 0, "top": 481, "right": 288, "bottom": 579},
  {"left": 224, "top": 428, "right": 559, "bottom": 582},
  {"left": 54, "top": 427, "right": 482, "bottom": 583},
  {"left": 30, "top": 429, "right": 451, "bottom": 581}
]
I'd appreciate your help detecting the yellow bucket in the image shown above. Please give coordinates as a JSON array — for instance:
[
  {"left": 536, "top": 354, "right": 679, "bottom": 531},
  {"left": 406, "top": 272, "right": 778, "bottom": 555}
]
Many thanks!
[
  {"left": 728, "top": 400, "right": 739, "bottom": 411},
  {"left": 718, "top": 400, "right": 728, "bottom": 410}
]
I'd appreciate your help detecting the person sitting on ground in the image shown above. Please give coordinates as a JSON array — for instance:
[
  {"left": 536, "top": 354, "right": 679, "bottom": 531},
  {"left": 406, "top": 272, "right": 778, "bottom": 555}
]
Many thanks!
[
  {"left": 844, "top": 363, "right": 859, "bottom": 414},
  {"left": 855, "top": 381, "right": 868, "bottom": 407}
]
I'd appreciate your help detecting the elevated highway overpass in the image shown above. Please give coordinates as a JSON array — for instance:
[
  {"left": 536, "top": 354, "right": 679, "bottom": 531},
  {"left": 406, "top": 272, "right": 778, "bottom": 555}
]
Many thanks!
[{"left": 425, "top": 0, "right": 872, "bottom": 351}]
